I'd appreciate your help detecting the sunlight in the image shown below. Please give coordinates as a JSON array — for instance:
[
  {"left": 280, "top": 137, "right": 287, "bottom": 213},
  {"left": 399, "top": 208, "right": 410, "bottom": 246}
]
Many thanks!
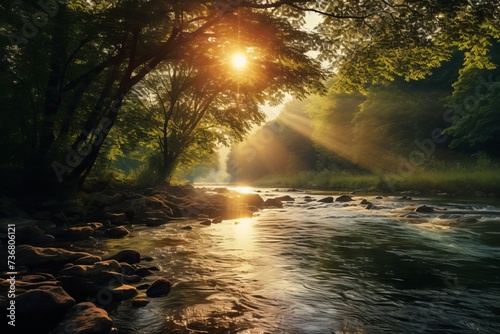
[
  {"left": 233, "top": 218, "right": 254, "bottom": 250},
  {"left": 231, "top": 186, "right": 253, "bottom": 194},
  {"left": 232, "top": 52, "right": 247, "bottom": 70},
  {"left": 278, "top": 108, "right": 399, "bottom": 172}
]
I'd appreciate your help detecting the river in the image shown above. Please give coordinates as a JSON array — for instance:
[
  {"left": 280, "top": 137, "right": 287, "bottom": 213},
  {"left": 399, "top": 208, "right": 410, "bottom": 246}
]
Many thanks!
[{"left": 99, "top": 188, "right": 500, "bottom": 333}]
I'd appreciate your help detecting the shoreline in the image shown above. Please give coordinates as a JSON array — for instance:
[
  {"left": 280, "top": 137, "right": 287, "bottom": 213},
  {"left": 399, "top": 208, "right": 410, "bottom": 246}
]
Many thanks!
[{"left": 0, "top": 184, "right": 285, "bottom": 333}]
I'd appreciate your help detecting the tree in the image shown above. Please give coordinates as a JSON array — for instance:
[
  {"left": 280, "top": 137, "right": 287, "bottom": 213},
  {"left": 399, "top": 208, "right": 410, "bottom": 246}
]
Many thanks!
[
  {"left": 2, "top": 0, "right": 499, "bottom": 195},
  {"left": 444, "top": 43, "right": 500, "bottom": 156},
  {"left": 1, "top": 0, "right": 323, "bottom": 194}
]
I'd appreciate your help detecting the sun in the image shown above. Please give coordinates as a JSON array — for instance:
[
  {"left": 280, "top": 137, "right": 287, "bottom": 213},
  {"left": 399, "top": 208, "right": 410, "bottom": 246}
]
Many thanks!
[{"left": 232, "top": 52, "right": 247, "bottom": 70}]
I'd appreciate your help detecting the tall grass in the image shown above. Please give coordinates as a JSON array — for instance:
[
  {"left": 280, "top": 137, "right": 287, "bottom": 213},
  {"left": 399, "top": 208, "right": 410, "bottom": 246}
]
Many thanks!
[{"left": 254, "top": 166, "right": 500, "bottom": 195}]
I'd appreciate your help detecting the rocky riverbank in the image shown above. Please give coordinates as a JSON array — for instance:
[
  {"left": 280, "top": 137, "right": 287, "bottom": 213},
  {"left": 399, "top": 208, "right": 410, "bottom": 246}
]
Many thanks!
[{"left": 0, "top": 184, "right": 287, "bottom": 333}]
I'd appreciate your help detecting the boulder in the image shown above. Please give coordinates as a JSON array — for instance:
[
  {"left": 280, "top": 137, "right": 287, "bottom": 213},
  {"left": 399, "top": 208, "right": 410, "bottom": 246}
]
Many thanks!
[
  {"left": 335, "top": 195, "right": 353, "bottom": 202},
  {"left": 415, "top": 205, "right": 434, "bottom": 213},
  {"left": 146, "top": 277, "right": 172, "bottom": 298},
  {"left": 61, "top": 226, "right": 94, "bottom": 241},
  {"left": 17, "top": 245, "right": 94, "bottom": 268},
  {"left": 145, "top": 217, "right": 168, "bottom": 227},
  {"left": 134, "top": 267, "right": 153, "bottom": 277},
  {"left": 132, "top": 295, "right": 150, "bottom": 307},
  {"left": 104, "top": 212, "right": 128, "bottom": 225},
  {"left": 110, "top": 284, "right": 138, "bottom": 301},
  {"left": 108, "top": 249, "right": 141, "bottom": 264},
  {"left": 239, "top": 193, "right": 265, "bottom": 207},
  {"left": 31, "top": 233, "right": 56, "bottom": 246},
  {"left": 75, "top": 255, "right": 102, "bottom": 265},
  {"left": 212, "top": 216, "right": 223, "bottom": 224},
  {"left": 275, "top": 195, "right": 295, "bottom": 202},
  {"left": 50, "top": 302, "right": 113, "bottom": 334},
  {"left": 58, "top": 260, "right": 122, "bottom": 278},
  {"left": 10, "top": 286, "right": 75, "bottom": 333},
  {"left": 263, "top": 198, "right": 283, "bottom": 208},
  {"left": 105, "top": 226, "right": 130, "bottom": 238},
  {"left": 318, "top": 197, "right": 334, "bottom": 203}
]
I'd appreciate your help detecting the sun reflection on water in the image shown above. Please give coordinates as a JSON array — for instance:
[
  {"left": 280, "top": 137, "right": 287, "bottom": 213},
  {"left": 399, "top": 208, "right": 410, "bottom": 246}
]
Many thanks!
[{"left": 232, "top": 218, "right": 255, "bottom": 252}]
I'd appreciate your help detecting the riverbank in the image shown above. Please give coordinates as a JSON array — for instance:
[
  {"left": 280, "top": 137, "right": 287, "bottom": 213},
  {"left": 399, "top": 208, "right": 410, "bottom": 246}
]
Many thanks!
[
  {"left": 0, "top": 184, "right": 279, "bottom": 333},
  {"left": 254, "top": 168, "right": 500, "bottom": 197}
]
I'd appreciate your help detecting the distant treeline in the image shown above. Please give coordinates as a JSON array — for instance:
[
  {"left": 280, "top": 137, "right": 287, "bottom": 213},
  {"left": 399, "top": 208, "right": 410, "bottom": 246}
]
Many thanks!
[{"left": 227, "top": 46, "right": 500, "bottom": 184}]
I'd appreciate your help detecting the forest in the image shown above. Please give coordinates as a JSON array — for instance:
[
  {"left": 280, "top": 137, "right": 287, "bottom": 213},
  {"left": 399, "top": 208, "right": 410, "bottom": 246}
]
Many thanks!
[
  {"left": 2, "top": 2, "right": 500, "bottom": 333},
  {"left": 227, "top": 45, "right": 500, "bottom": 194},
  {"left": 1, "top": 0, "right": 499, "bottom": 196}
]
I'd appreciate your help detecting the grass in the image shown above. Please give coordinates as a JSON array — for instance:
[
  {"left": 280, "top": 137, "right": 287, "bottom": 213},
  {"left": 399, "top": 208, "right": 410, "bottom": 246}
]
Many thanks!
[{"left": 254, "top": 167, "right": 500, "bottom": 196}]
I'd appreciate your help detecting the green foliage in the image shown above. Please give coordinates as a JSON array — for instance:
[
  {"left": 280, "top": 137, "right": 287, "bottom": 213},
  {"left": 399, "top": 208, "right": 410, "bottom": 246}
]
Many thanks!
[
  {"left": 444, "top": 43, "right": 500, "bottom": 155},
  {"left": 2, "top": 0, "right": 500, "bottom": 194}
]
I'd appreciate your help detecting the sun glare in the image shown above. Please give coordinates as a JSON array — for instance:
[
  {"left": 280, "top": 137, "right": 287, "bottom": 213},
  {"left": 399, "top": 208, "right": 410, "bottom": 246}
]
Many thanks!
[{"left": 232, "top": 53, "right": 247, "bottom": 69}]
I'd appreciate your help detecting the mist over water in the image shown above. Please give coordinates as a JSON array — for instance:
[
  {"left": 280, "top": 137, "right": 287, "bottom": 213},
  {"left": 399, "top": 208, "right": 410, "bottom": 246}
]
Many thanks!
[{"left": 106, "top": 188, "right": 500, "bottom": 333}]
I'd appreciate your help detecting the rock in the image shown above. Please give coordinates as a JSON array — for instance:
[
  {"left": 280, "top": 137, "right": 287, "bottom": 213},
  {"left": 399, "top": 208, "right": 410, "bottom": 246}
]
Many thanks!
[
  {"left": 58, "top": 277, "right": 108, "bottom": 303},
  {"left": 145, "top": 217, "right": 168, "bottom": 227},
  {"left": 134, "top": 268, "right": 153, "bottom": 277},
  {"left": 31, "top": 233, "right": 56, "bottom": 246},
  {"left": 105, "top": 226, "right": 130, "bottom": 238},
  {"left": 59, "top": 260, "right": 121, "bottom": 278},
  {"left": 375, "top": 196, "right": 383, "bottom": 199},
  {"left": 50, "top": 302, "right": 113, "bottom": 334},
  {"left": 200, "top": 220, "right": 211, "bottom": 226},
  {"left": 365, "top": 204, "right": 374, "bottom": 210},
  {"left": 145, "top": 210, "right": 171, "bottom": 220},
  {"left": 360, "top": 199, "right": 371, "bottom": 205},
  {"left": 9, "top": 286, "right": 75, "bottom": 333},
  {"left": 146, "top": 277, "right": 172, "bottom": 298},
  {"left": 182, "top": 225, "right": 193, "bottom": 230},
  {"left": 415, "top": 205, "right": 434, "bottom": 213},
  {"left": 303, "top": 196, "right": 314, "bottom": 202},
  {"left": 275, "top": 195, "right": 295, "bottom": 202},
  {"left": 318, "top": 197, "right": 334, "bottom": 203},
  {"left": 104, "top": 212, "right": 128, "bottom": 225},
  {"left": 17, "top": 225, "right": 45, "bottom": 242},
  {"left": 335, "top": 195, "right": 353, "bottom": 202},
  {"left": 132, "top": 295, "right": 150, "bottom": 307},
  {"left": 73, "top": 256, "right": 101, "bottom": 266},
  {"left": 108, "top": 249, "right": 141, "bottom": 264},
  {"left": 263, "top": 198, "right": 283, "bottom": 208},
  {"left": 240, "top": 193, "right": 265, "bottom": 207},
  {"left": 61, "top": 226, "right": 94, "bottom": 241},
  {"left": 212, "top": 216, "right": 223, "bottom": 224},
  {"left": 17, "top": 245, "right": 94, "bottom": 268},
  {"left": 123, "top": 275, "right": 142, "bottom": 284},
  {"left": 111, "top": 284, "right": 138, "bottom": 301},
  {"left": 399, "top": 196, "right": 412, "bottom": 200}
]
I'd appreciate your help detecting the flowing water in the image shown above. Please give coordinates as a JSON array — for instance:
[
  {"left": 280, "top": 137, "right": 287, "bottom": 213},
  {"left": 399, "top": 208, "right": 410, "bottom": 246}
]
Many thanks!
[{"left": 98, "top": 188, "right": 500, "bottom": 333}]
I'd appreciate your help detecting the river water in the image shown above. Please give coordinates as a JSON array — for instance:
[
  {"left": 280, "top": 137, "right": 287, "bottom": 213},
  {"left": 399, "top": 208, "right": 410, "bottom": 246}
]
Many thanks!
[{"left": 102, "top": 188, "right": 500, "bottom": 333}]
